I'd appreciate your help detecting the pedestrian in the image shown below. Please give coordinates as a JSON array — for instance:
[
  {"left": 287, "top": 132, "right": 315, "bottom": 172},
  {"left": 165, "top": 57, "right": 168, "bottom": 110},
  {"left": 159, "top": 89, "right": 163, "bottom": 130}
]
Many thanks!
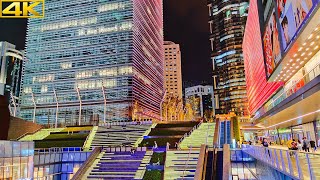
[
  {"left": 166, "top": 142, "right": 170, "bottom": 150},
  {"left": 310, "top": 140, "right": 316, "bottom": 152},
  {"left": 290, "top": 139, "right": 298, "bottom": 156},
  {"left": 174, "top": 142, "right": 178, "bottom": 149},
  {"left": 262, "top": 138, "right": 270, "bottom": 157},
  {"left": 154, "top": 141, "right": 158, "bottom": 149},
  {"left": 297, "top": 140, "right": 302, "bottom": 151},
  {"left": 237, "top": 141, "right": 240, "bottom": 148},
  {"left": 287, "top": 138, "right": 293, "bottom": 151},
  {"left": 318, "top": 138, "right": 320, "bottom": 148},
  {"left": 303, "top": 137, "right": 310, "bottom": 152}
]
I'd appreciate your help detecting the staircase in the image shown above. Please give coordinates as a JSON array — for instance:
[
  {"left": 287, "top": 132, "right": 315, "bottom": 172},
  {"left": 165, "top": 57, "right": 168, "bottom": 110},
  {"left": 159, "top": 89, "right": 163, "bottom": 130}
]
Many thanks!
[
  {"left": 179, "top": 123, "right": 215, "bottom": 149},
  {"left": 164, "top": 149, "right": 200, "bottom": 180},
  {"left": 86, "top": 149, "right": 149, "bottom": 179},
  {"left": 90, "top": 124, "right": 152, "bottom": 150},
  {"left": 19, "top": 128, "right": 64, "bottom": 141}
]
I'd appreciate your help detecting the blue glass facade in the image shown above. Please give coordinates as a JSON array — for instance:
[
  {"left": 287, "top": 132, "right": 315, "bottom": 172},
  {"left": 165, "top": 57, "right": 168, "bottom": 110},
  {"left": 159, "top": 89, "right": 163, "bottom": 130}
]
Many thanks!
[{"left": 20, "top": 0, "right": 164, "bottom": 125}]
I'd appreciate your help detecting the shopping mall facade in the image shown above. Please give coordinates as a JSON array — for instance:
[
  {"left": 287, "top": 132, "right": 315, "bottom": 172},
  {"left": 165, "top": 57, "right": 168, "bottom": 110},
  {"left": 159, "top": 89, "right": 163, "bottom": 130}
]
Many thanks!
[{"left": 243, "top": 0, "right": 320, "bottom": 143}]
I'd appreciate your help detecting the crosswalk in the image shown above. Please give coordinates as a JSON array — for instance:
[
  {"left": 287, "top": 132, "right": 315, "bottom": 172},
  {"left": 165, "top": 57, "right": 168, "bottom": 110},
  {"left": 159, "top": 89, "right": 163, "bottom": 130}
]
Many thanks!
[
  {"left": 164, "top": 149, "right": 200, "bottom": 180},
  {"left": 179, "top": 123, "right": 215, "bottom": 149}
]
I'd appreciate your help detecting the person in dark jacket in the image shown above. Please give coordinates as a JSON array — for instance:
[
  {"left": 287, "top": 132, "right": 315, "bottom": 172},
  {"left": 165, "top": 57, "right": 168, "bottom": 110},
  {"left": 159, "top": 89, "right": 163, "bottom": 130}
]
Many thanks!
[{"left": 310, "top": 140, "right": 316, "bottom": 152}]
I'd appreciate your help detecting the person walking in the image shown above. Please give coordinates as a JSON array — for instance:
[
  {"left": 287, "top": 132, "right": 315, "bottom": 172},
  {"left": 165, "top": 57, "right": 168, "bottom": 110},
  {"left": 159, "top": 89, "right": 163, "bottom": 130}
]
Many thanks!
[
  {"left": 290, "top": 139, "right": 298, "bottom": 156},
  {"left": 262, "top": 138, "right": 270, "bottom": 157},
  {"left": 287, "top": 138, "right": 293, "bottom": 151},
  {"left": 310, "top": 140, "right": 316, "bottom": 152},
  {"left": 297, "top": 140, "right": 302, "bottom": 151},
  {"left": 303, "top": 137, "right": 310, "bottom": 152}
]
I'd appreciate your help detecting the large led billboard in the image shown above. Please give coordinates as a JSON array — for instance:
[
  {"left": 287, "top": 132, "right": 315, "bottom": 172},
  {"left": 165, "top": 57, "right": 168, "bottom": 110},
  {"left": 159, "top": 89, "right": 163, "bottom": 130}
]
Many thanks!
[
  {"left": 263, "top": 9, "right": 282, "bottom": 77},
  {"left": 263, "top": 0, "right": 319, "bottom": 78},
  {"left": 278, "top": 0, "right": 317, "bottom": 50}
]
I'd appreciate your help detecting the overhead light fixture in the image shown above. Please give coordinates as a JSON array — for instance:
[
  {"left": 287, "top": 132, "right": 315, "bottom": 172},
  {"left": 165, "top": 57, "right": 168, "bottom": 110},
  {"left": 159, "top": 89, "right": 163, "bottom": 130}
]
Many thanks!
[
  {"left": 294, "top": 54, "right": 298, "bottom": 57},
  {"left": 301, "top": 53, "right": 305, "bottom": 56},
  {"left": 308, "top": 52, "right": 313, "bottom": 56},
  {"left": 310, "top": 42, "right": 315, "bottom": 46},
  {"left": 280, "top": 71, "right": 283, "bottom": 73},
  {"left": 306, "top": 48, "right": 310, "bottom": 51},
  {"left": 292, "top": 63, "right": 296, "bottom": 66},
  {"left": 316, "top": 27, "right": 319, "bottom": 31},
  {"left": 284, "top": 66, "right": 287, "bottom": 69},
  {"left": 286, "top": 70, "right": 290, "bottom": 72},
  {"left": 296, "top": 58, "right": 300, "bottom": 61},
  {"left": 289, "top": 59, "right": 293, "bottom": 62},
  {"left": 298, "top": 47, "right": 303, "bottom": 51},
  {"left": 300, "top": 61, "right": 304, "bottom": 64},
  {"left": 315, "top": 46, "right": 319, "bottom": 50},
  {"left": 317, "top": 36, "right": 320, "bottom": 39},
  {"left": 308, "top": 34, "right": 313, "bottom": 39},
  {"left": 296, "top": 66, "right": 300, "bottom": 69},
  {"left": 290, "top": 66, "right": 293, "bottom": 69},
  {"left": 303, "top": 42, "right": 307, "bottom": 46}
]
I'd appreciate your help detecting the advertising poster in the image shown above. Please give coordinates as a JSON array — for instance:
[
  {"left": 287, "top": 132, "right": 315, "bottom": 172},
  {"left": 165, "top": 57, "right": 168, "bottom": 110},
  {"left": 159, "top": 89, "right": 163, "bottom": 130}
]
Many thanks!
[
  {"left": 278, "top": 0, "right": 316, "bottom": 50},
  {"left": 263, "top": 9, "right": 282, "bottom": 77}
]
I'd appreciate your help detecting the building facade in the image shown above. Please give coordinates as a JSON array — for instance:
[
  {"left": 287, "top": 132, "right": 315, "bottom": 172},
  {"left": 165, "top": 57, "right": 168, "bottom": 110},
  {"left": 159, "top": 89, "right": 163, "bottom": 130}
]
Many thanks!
[
  {"left": 164, "top": 41, "right": 183, "bottom": 99},
  {"left": 244, "top": 0, "right": 320, "bottom": 143},
  {"left": 208, "top": 0, "right": 249, "bottom": 117},
  {"left": 185, "top": 85, "right": 214, "bottom": 119},
  {"left": 20, "top": 0, "right": 164, "bottom": 126},
  {"left": 0, "top": 41, "right": 24, "bottom": 116}
]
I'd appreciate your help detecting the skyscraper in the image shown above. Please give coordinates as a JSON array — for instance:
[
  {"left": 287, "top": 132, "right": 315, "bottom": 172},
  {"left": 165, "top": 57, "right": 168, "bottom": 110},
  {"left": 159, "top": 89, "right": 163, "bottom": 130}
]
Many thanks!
[
  {"left": 0, "top": 41, "right": 24, "bottom": 116},
  {"left": 164, "top": 41, "right": 183, "bottom": 99},
  {"left": 20, "top": 0, "right": 164, "bottom": 126},
  {"left": 208, "top": 0, "right": 249, "bottom": 116}
]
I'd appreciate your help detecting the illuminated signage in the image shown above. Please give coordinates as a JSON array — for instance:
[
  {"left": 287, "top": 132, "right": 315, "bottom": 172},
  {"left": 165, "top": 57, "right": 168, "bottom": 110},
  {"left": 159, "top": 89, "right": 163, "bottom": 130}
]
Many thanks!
[
  {"left": 0, "top": 0, "right": 44, "bottom": 18},
  {"left": 263, "top": 8, "right": 282, "bottom": 78}
]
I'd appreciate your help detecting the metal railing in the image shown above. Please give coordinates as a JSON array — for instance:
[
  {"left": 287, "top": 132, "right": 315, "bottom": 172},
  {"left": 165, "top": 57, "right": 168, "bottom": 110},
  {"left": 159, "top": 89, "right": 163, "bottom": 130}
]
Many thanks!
[
  {"left": 242, "top": 145, "right": 319, "bottom": 180},
  {"left": 71, "top": 147, "right": 101, "bottom": 180},
  {"left": 178, "top": 121, "right": 202, "bottom": 146},
  {"left": 181, "top": 145, "right": 193, "bottom": 179}
]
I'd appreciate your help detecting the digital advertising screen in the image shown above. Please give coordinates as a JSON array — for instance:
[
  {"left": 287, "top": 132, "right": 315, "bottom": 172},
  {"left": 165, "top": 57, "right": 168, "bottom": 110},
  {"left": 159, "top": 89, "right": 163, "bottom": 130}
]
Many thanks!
[
  {"left": 278, "top": 0, "right": 319, "bottom": 51},
  {"left": 263, "top": 9, "right": 282, "bottom": 77}
]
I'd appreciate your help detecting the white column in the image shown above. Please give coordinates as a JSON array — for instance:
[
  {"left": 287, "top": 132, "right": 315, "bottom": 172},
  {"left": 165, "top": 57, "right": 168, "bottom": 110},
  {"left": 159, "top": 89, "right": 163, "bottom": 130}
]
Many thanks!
[
  {"left": 53, "top": 89, "right": 59, "bottom": 128},
  {"left": 76, "top": 88, "right": 82, "bottom": 126},
  {"left": 102, "top": 86, "right": 107, "bottom": 125},
  {"left": 31, "top": 92, "right": 36, "bottom": 123}
]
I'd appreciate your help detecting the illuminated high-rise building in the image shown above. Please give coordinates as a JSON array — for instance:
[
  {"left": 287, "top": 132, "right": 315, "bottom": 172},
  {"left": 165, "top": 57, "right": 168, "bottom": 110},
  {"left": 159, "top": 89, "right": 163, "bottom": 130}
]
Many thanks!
[
  {"left": 164, "top": 41, "right": 183, "bottom": 99},
  {"left": 208, "top": 0, "right": 249, "bottom": 116},
  {"left": 20, "top": 0, "right": 164, "bottom": 126},
  {"left": 0, "top": 41, "right": 24, "bottom": 116}
]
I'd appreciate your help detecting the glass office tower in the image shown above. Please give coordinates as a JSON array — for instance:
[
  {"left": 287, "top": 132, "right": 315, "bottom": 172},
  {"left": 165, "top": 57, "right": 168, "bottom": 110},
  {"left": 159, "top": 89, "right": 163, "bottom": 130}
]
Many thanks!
[
  {"left": 208, "top": 0, "right": 249, "bottom": 116},
  {"left": 20, "top": 0, "right": 164, "bottom": 126}
]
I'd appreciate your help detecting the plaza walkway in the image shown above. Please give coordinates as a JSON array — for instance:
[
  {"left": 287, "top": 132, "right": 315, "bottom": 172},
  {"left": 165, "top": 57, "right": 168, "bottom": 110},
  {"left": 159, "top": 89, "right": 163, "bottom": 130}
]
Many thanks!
[{"left": 243, "top": 145, "right": 320, "bottom": 179}]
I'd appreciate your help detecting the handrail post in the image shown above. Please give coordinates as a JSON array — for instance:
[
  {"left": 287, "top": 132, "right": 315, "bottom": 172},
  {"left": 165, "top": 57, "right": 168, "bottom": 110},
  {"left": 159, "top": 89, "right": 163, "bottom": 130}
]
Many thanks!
[
  {"left": 286, "top": 151, "right": 294, "bottom": 176},
  {"left": 274, "top": 149, "right": 280, "bottom": 169},
  {"left": 306, "top": 153, "right": 315, "bottom": 180},
  {"left": 279, "top": 150, "right": 286, "bottom": 172},
  {"left": 294, "top": 151, "right": 303, "bottom": 179}
]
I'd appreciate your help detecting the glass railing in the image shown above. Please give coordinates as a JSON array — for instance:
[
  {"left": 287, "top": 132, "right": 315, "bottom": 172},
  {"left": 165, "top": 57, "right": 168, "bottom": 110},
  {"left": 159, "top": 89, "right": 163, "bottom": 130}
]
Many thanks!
[
  {"left": 242, "top": 145, "right": 319, "bottom": 179},
  {"left": 254, "top": 61, "right": 320, "bottom": 121}
]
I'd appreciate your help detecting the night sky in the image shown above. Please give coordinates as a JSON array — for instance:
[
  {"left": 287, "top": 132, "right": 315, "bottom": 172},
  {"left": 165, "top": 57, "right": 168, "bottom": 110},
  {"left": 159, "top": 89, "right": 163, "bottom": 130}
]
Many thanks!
[{"left": 0, "top": 0, "right": 211, "bottom": 86}]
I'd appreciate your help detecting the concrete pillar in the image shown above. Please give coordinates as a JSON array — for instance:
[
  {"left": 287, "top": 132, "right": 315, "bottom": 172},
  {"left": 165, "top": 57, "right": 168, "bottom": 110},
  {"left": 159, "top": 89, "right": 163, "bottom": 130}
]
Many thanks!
[{"left": 222, "top": 144, "right": 230, "bottom": 180}]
